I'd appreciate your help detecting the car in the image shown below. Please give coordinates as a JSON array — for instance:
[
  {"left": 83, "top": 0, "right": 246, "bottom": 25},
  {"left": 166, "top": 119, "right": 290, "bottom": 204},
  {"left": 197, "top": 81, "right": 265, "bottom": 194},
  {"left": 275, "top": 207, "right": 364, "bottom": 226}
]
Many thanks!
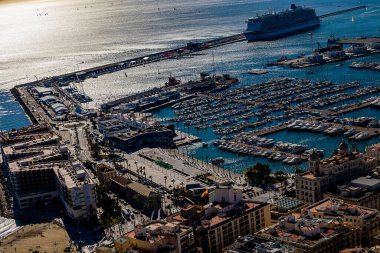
[{"left": 133, "top": 210, "right": 140, "bottom": 214}]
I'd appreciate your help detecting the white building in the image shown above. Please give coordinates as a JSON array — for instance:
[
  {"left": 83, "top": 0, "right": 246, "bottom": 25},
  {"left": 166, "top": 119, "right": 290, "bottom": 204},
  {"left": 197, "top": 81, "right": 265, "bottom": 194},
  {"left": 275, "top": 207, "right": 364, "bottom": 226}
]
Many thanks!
[{"left": 54, "top": 166, "right": 97, "bottom": 221}]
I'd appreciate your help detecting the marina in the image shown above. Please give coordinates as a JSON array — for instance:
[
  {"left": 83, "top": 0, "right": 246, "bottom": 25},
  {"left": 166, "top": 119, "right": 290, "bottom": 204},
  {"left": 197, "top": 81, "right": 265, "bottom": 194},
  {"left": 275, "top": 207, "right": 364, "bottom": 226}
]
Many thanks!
[
  {"left": 1, "top": 0, "right": 380, "bottom": 252},
  {"left": 1, "top": 2, "right": 380, "bottom": 175},
  {"left": 152, "top": 75, "right": 380, "bottom": 172},
  {"left": 267, "top": 41, "right": 380, "bottom": 69},
  {"left": 350, "top": 62, "right": 380, "bottom": 72}
]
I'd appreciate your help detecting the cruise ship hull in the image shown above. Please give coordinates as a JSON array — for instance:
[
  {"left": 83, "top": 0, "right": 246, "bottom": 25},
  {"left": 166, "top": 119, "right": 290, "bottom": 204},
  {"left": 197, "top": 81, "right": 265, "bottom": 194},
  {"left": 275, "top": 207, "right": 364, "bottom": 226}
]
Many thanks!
[{"left": 244, "top": 20, "right": 320, "bottom": 42}]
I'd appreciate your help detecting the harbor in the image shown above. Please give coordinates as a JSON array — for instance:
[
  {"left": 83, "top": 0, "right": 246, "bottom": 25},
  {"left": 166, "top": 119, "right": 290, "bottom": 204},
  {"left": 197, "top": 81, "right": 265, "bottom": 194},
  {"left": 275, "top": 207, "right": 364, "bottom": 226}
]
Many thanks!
[
  {"left": 152, "top": 75, "right": 380, "bottom": 171},
  {"left": 2, "top": 2, "right": 380, "bottom": 176},
  {"left": 267, "top": 40, "right": 380, "bottom": 69},
  {"left": 8, "top": 4, "right": 369, "bottom": 92},
  {"left": 350, "top": 62, "right": 380, "bottom": 72},
  {"left": 2, "top": 1, "right": 380, "bottom": 252},
  {"left": 13, "top": 66, "right": 380, "bottom": 173}
]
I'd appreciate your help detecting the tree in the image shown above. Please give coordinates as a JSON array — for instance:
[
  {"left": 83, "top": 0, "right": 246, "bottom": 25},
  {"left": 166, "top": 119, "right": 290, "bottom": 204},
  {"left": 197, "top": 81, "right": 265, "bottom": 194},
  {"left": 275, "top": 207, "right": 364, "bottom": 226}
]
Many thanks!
[
  {"left": 295, "top": 167, "right": 305, "bottom": 175},
  {"left": 164, "top": 176, "right": 167, "bottom": 187},
  {"left": 244, "top": 163, "right": 273, "bottom": 187}
]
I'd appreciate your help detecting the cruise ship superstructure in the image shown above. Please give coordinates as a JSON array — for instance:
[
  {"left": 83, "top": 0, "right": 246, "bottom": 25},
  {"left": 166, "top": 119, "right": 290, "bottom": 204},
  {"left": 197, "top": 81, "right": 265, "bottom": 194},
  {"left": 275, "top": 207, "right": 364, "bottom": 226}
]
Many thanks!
[{"left": 244, "top": 4, "right": 320, "bottom": 42}]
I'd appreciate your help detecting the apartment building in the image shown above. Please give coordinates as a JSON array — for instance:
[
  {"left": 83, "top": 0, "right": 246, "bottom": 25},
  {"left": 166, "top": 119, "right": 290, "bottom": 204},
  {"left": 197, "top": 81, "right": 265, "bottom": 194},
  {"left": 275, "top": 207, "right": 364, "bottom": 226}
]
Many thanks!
[
  {"left": 302, "top": 198, "right": 380, "bottom": 246},
  {"left": 295, "top": 141, "right": 377, "bottom": 203},
  {"left": 168, "top": 185, "right": 271, "bottom": 253}
]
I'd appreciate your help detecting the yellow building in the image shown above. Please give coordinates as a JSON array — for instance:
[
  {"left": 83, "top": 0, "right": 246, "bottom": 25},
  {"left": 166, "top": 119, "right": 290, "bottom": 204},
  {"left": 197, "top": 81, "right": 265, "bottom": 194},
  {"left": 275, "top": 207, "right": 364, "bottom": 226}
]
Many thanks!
[
  {"left": 96, "top": 247, "right": 112, "bottom": 253},
  {"left": 323, "top": 176, "right": 380, "bottom": 211},
  {"left": 296, "top": 142, "right": 377, "bottom": 203},
  {"left": 254, "top": 215, "right": 361, "bottom": 253},
  {"left": 196, "top": 201, "right": 271, "bottom": 253},
  {"left": 169, "top": 185, "right": 271, "bottom": 253},
  {"left": 302, "top": 198, "right": 380, "bottom": 247},
  {"left": 96, "top": 163, "right": 117, "bottom": 185},
  {"left": 121, "top": 221, "right": 195, "bottom": 253},
  {"left": 366, "top": 143, "right": 380, "bottom": 164}
]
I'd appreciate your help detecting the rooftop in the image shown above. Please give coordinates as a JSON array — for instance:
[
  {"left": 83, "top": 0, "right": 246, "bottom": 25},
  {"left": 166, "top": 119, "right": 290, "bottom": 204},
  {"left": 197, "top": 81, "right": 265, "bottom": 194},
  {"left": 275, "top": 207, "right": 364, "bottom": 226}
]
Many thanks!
[
  {"left": 127, "top": 181, "right": 154, "bottom": 198},
  {"left": 320, "top": 152, "right": 362, "bottom": 167},
  {"left": 304, "top": 198, "right": 378, "bottom": 219},
  {"left": 273, "top": 197, "right": 304, "bottom": 212},
  {"left": 170, "top": 201, "right": 265, "bottom": 229},
  {"left": 255, "top": 216, "right": 352, "bottom": 248},
  {"left": 224, "top": 235, "right": 303, "bottom": 253},
  {"left": 351, "top": 177, "right": 380, "bottom": 190},
  {"left": 125, "top": 221, "right": 190, "bottom": 244}
]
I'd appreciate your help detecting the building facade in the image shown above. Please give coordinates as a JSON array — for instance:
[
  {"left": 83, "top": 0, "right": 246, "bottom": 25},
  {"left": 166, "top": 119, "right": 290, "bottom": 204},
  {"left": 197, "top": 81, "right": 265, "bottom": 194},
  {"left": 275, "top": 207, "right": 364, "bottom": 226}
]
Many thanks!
[
  {"left": 295, "top": 142, "right": 377, "bottom": 203},
  {"left": 168, "top": 186, "right": 271, "bottom": 253},
  {"left": 303, "top": 198, "right": 380, "bottom": 246},
  {"left": 110, "top": 175, "right": 162, "bottom": 215},
  {"left": 116, "top": 221, "right": 196, "bottom": 253},
  {"left": 0, "top": 125, "right": 97, "bottom": 221},
  {"left": 96, "top": 163, "right": 117, "bottom": 185},
  {"left": 254, "top": 215, "right": 361, "bottom": 253}
]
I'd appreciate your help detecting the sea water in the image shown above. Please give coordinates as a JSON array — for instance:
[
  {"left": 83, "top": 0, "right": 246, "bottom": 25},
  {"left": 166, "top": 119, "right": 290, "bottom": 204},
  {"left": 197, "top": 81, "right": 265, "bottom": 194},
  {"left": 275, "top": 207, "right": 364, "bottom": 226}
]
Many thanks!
[{"left": 0, "top": 0, "right": 380, "bottom": 172}]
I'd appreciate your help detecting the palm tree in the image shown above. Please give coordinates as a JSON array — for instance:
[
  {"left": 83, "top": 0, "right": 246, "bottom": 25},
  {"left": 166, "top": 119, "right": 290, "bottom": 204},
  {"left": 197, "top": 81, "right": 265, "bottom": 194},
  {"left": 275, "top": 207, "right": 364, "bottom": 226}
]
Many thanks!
[
  {"left": 149, "top": 175, "right": 153, "bottom": 183},
  {"left": 164, "top": 176, "right": 167, "bottom": 187},
  {"left": 171, "top": 178, "right": 175, "bottom": 188}
]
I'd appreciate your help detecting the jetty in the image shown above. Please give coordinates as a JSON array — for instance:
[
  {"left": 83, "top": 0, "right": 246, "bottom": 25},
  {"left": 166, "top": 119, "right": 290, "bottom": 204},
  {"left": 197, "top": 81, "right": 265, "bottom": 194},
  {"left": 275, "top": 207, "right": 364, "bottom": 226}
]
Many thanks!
[
  {"left": 10, "top": 5, "right": 366, "bottom": 92},
  {"left": 318, "top": 5, "right": 367, "bottom": 19},
  {"left": 350, "top": 62, "right": 380, "bottom": 72},
  {"left": 336, "top": 37, "right": 380, "bottom": 45}
]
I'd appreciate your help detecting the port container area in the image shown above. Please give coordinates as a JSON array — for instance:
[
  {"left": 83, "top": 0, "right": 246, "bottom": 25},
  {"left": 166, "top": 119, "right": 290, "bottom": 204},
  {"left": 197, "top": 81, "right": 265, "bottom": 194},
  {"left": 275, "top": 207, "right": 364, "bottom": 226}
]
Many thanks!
[{"left": 151, "top": 77, "right": 380, "bottom": 173}]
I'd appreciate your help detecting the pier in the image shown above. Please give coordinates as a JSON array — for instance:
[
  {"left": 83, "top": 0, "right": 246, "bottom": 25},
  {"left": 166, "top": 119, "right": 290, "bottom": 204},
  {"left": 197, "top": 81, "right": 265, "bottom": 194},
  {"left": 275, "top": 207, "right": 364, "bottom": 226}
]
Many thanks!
[
  {"left": 11, "top": 5, "right": 367, "bottom": 93},
  {"left": 318, "top": 5, "right": 367, "bottom": 19},
  {"left": 350, "top": 62, "right": 380, "bottom": 72},
  {"left": 336, "top": 37, "right": 380, "bottom": 45}
]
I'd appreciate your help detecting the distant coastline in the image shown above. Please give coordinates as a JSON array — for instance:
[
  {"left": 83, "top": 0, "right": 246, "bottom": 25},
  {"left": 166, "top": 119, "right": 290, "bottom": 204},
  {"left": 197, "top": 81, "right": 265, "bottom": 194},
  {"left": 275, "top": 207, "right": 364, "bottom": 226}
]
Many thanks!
[{"left": 0, "top": 0, "right": 33, "bottom": 5}]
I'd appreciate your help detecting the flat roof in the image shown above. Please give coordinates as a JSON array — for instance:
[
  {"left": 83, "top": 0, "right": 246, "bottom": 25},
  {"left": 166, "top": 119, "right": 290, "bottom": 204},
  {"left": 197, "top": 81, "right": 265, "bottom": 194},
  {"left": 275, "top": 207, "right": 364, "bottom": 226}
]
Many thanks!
[
  {"left": 274, "top": 197, "right": 304, "bottom": 212},
  {"left": 40, "top": 95, "right": 56, "bottom": 102},
  {"left": 33, "top": 87, "right": 52, "bottom": 94},
  {"left": 306, "top": 198, "right": 377, "bottom": 217},
  {"left": 351, "top": 177, "right": 380, "bottom": 190},
  {"left": 127, "top": 181, "right": 154, "bottom": 198}
]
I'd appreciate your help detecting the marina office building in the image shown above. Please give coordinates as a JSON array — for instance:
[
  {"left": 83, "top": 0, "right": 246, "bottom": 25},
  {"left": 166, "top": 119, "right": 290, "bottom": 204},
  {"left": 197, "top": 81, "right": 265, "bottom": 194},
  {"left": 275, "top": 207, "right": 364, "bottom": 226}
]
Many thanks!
[
  {"left": 295, "top": 141, "right": 377, "bottom": 203},
  {"left": 0, "top": 125, "right": 97, "bottom": 221}
]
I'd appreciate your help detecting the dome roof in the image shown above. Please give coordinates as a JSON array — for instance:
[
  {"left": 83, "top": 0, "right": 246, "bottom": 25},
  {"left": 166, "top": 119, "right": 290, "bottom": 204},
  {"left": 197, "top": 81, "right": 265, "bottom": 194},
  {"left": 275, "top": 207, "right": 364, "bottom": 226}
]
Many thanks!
[{"left": 339, "top": 140, "right": 348, "bottom": 151}]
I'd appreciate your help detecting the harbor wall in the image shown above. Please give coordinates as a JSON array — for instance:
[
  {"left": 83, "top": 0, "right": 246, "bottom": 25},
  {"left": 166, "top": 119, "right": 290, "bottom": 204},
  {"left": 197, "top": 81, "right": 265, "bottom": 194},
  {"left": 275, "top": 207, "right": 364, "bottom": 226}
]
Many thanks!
[{"left": 10, "top": 88, "right": 38, "bottom": 125}]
